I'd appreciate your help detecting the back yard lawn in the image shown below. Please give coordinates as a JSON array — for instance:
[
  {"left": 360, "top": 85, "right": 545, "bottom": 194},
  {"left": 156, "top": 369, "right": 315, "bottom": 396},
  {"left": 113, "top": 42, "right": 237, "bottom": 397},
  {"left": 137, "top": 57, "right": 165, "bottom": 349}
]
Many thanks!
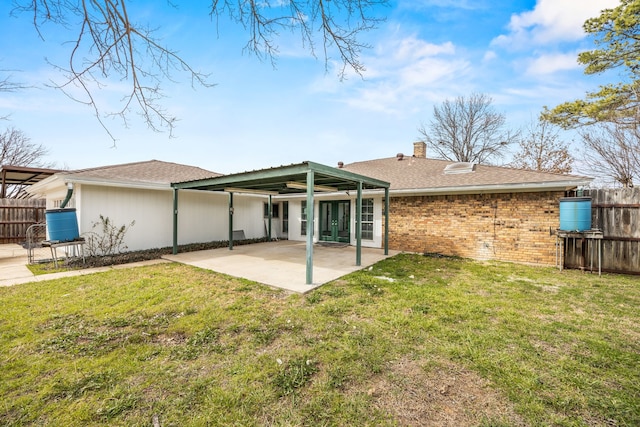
[{"left": 1, "top": 254, "right": 638, "bottom": 426}]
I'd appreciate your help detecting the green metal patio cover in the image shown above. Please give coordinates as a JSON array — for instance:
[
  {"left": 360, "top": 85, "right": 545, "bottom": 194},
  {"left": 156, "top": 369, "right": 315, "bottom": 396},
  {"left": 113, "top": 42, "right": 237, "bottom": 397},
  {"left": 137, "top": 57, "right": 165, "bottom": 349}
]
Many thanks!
[{"left": 171, "top": 161, "right": 390, "bottom": 285}]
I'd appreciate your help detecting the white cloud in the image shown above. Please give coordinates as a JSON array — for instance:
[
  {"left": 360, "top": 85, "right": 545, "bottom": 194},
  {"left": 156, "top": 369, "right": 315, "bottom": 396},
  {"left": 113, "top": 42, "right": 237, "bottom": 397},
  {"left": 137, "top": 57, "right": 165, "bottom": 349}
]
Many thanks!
[
  {"left": 333, "top": 34, "right": 470, "bottom": 114},
  {"left": 483, "top": 50, "right": 497, "bottom": 62},
  {"left": 493, "top": 0, "right": 620, "bottom": 48},
  {"left": 526, "top": 52, "right": 580, "bottom": 76}
]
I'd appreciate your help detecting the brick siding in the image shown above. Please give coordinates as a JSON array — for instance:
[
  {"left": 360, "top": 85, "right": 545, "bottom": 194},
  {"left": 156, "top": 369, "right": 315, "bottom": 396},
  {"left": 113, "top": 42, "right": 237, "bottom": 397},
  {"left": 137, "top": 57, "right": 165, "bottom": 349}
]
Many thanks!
[{"left": 388, "top": 191, "right": 563, "bottom": 265}]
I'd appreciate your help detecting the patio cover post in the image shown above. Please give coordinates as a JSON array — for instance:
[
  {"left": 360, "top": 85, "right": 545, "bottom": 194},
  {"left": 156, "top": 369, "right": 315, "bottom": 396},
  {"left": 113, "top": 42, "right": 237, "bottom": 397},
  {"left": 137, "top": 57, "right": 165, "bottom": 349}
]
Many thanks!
[
  {"left": 228, "top": 192, "right": 234, "bottom": 250},
  {"left": 172, "top": 188, "right": 179, "bottom": 254},
  {"left": 267, "top": 195, "right": 272, "bottom": 242},
  {"left": 306, "top": 169, "right": 314, "bottom": 285},
  {"left": 356, "top": 181, "right": 362, "bottom": 266},
  {"left": 384, "top": 187, "right": 389, "bottom": 255}
]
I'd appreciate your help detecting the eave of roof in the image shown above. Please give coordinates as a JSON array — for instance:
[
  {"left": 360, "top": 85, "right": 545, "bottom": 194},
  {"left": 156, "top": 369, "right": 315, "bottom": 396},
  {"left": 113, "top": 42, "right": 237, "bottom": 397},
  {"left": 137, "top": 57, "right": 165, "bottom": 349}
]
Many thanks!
[
  {"left": 27, "top": 160, "right": 222, "bottom": 195},
  {"left": 340, "top": 156, "right": 593, "bottom": 193},
  {"left": 59, "top": 175, "right": 172, "bottom": 190},
  {"left": 172, "top": 161, "right": 390, "bottom": 194},
  {"left": 385, "top": 179, "right": 593, "bottom": 196},
  {"left": 65, "top": 160, "right": 221, "bottom": 183}
]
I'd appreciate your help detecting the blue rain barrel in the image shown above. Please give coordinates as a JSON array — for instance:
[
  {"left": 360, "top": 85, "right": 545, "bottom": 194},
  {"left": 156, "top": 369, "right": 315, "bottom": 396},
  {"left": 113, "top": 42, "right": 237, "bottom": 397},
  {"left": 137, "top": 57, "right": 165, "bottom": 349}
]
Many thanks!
[
  {"left": 46, "top": 208, "right": 80, "bottom": 242},
  {"left": 559, "top": 197, "right": 592, "bottom": 231}
]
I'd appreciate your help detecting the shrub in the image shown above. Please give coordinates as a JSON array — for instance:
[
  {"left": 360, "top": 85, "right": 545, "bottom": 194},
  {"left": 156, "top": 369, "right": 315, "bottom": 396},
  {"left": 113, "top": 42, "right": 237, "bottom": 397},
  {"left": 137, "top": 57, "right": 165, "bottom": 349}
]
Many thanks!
[{"left": 83, "top": 215, "right": 135, "bottom": 257}]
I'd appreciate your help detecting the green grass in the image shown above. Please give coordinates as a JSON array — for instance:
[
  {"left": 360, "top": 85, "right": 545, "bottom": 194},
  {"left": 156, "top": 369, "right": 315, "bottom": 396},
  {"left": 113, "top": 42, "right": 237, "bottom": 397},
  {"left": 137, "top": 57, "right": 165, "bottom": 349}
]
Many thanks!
[
  {"left": 1, "top": 254, "right": 639, "bottom": 426},
  {"left": 26, "top": 260, "right": 83, "bottom": 275}
]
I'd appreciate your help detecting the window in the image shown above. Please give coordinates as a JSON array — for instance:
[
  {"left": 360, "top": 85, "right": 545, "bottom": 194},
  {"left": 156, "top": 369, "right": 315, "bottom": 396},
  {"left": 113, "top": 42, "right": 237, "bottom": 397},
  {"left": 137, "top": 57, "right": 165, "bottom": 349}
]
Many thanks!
[
  {"left": 282, "top": 201, "right": 289, "bottom": 233},
  {"left": 53, "top": 199, "right": 74, "bottom": 208},
  {"left": 361, "top": 198, "right": 374, "bottom": 240},
  {"left": 264, "top": 202, "right": 279, "bottom": 218},
  {"left": 301, "top": 201, "right": 307, "bottom": 236}
]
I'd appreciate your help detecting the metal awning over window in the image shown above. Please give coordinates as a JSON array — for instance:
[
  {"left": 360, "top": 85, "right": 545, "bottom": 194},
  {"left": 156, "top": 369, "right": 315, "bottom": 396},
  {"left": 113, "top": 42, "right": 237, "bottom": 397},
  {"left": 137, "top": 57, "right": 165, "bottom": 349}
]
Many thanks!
[{"left": 171, "top": 161, "right": 390, "bottom": 285}]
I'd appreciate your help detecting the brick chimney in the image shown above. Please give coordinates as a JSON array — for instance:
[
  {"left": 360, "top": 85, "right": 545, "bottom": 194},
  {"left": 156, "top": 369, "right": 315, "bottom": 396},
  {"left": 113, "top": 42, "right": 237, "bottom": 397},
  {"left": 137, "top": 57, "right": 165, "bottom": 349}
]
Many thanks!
[{"left": 413, "top": 141, "right": 427, "bottom": 158}]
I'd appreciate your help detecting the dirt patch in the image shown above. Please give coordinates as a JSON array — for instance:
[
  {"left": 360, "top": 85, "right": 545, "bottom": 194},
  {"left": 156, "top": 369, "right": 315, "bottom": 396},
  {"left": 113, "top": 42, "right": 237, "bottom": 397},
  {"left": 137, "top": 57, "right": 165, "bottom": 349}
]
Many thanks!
[{"left": 367, "top": 356, "right": 527, "bottom": 426}]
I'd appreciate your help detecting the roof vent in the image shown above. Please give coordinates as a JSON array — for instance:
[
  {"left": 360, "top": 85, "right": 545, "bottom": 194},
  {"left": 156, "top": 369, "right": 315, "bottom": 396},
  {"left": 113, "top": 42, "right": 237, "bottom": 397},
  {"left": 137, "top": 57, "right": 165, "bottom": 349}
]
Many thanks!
[
  {"left": 396, "top": 153, "right": 404, "bottom": 161},
  {"left": 444, "top": 162, "right": 477, "bottom": 174},
  {"left": 337, "top": 161, "right": 344, "bottom": 168}
]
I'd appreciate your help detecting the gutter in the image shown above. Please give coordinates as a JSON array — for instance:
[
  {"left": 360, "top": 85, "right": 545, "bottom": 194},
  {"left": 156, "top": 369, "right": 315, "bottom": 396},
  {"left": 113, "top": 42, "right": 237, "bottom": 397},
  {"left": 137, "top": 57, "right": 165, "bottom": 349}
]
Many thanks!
[
  {"left": 55, "top": 176, "right": 171, "bottom": 191},
  {"left": 385, "top": 179, "right": 594, "bottom": 197},
  {"left": 26, "top": 174, "right": 172, "bottom": 198},
  {"left": 273, "top": 179, "right": 593, "bottom": 199}
]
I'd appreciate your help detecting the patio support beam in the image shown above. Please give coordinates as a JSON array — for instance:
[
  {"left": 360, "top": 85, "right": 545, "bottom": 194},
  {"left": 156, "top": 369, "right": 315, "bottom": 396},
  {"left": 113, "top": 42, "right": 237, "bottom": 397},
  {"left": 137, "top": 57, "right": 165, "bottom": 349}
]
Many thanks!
[
  {"left": 356, "top": 181, "right": 362, "bottom": 266},
  {"left": 384, "top": 187, "right": 389, "bottom": 255},
  {"left": 267, "top": 195, "right": 272, "bottom": 242},
  {"left": 228, "top": 192, "right": 235, "bottom": 250},
  {"left": 306, "top": 169, "right": 315, "bottom": 285},
  {"left": 172, "top": 188, "right": 179, "bottom": 254}
]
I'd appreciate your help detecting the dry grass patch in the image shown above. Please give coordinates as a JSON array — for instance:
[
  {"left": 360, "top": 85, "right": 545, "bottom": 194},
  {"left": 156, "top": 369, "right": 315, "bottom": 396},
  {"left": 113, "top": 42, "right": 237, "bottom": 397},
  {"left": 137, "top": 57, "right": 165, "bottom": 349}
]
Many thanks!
[{"left": 369, "top": 357, "right": 526, "bottom": 427}]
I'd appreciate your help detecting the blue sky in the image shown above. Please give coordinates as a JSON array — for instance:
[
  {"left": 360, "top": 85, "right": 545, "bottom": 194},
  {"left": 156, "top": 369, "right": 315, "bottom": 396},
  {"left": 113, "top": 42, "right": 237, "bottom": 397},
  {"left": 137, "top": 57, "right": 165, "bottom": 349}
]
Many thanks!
[{"left": 0, "top": 0, "right": 619, "bottom": 175}]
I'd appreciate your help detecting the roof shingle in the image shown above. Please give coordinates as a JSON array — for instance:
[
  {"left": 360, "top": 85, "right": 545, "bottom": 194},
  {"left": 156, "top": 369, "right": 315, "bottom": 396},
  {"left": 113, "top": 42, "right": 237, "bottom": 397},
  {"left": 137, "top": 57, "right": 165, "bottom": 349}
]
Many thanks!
[
  {"left": 65, "top": 160, "right": 221, "bottom": 185},
  {"left": 341, "top": 156, "right": 591, "bottom": 192}
]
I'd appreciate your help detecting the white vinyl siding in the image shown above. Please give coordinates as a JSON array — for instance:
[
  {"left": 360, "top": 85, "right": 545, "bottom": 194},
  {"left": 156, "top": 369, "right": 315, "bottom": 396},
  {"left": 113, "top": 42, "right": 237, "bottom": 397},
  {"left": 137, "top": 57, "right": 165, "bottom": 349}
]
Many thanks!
[{"left": 77, "top": 185, "right": 265, "bottom": 252}]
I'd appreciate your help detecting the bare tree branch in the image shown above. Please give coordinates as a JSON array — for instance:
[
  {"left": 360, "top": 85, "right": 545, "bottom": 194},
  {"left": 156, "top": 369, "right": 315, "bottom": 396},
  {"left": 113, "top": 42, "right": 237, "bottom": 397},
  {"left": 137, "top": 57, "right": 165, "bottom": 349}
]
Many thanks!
[
  {"left": 418, "top": 93, "right": 518, "bottom": 164},
  {"left": 0, "top": 127, "right": 51, "bottom": 166},
  {"left": 509, "top": 119, "right": 573, "bottom": 174},
  {"left": 8, "top": 0, "right": 385, "bottom": 141},
  {"left": 0, "top": 73, "right": 26, "bottom": 93},
  {"left": 0, "top": 70, "right": 31, "bottom": 120},
  {"left": 580, "top": 122, "right": 640, "bottom": 187},
  {"left": 22, "top": 0, "right": 214, "bottom": 140},
  {"left": 210, "top": 0, "right": 383, "bottom": 79},
  {"left": 0, "top": 127, "right": 54, "bottom": 197}
]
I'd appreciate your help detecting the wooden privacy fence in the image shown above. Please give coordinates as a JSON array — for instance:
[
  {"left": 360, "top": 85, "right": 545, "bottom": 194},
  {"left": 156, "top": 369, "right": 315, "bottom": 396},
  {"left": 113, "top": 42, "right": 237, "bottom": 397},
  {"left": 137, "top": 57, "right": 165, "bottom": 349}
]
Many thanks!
[
  {"left": 0, "top": 198, "right": 46, "bottom": 244},
  {"left": 564, "top": 188, "right": 640, "bottom": 274}
]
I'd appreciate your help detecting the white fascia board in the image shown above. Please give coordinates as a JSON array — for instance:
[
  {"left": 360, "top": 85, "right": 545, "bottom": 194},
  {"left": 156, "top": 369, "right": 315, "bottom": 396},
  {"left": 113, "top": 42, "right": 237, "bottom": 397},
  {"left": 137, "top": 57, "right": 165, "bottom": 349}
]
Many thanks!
[
  {"left": 26, "top": 174, "right": 65, "bottom": 196},
  {"left": 60, "top": 176, "right": 171, "bottom": 191},
  {"left": 273, "top": 179, "right": 593, "bottom": 199},
  {"left": 27, "top": 174, "right": 173, "bottom": 197},
  {"left": 205, "top": 178, "right": 595, "bottom": 201},
  {"left": 387, "top": 179, "right": 594, "bottom": 197}
]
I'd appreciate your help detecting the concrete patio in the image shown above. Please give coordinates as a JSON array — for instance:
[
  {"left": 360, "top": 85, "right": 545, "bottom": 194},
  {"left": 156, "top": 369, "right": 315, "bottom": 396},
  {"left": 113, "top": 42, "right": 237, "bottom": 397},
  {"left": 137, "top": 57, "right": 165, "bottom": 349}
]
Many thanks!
[
  {"left": 163, "top": 240, "right": 399, "bottom": 293},
  {"left": 1, "top": 241, "right": 399, "bottom": 292}
]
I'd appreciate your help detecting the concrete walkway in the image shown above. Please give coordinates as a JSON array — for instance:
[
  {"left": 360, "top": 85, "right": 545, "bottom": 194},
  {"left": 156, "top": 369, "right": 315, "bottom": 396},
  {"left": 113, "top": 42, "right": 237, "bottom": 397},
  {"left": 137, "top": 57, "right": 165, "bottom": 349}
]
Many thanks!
[
  {"left": 0, "top": 244, "right": 33, "bottom": 285},
  {"left": 0, "top": 243, "right": 168, "bottom": 287},
  {"left": 163, "top": 240, "right": 399, "bottom": 293}
]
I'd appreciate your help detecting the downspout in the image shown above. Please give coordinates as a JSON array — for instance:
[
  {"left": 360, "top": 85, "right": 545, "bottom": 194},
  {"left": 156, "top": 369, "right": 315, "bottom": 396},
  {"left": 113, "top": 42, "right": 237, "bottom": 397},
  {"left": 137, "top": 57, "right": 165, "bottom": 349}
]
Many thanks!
[{"left": 60, "top": 183, "right": 74, "bottom": 209}]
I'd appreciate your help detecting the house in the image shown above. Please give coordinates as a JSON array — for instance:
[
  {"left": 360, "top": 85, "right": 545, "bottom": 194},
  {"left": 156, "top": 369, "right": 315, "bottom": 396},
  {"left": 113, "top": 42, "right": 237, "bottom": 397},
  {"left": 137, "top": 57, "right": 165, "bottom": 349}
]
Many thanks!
[
  {"left": 340, "top": 142, "right": 592, "bottom": 265},
  {"left": 27, "top": 144, "right": 592, "bottom": 266},
  {"left": 26, "top": 160, "right": 268, "bottom": 251}
]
